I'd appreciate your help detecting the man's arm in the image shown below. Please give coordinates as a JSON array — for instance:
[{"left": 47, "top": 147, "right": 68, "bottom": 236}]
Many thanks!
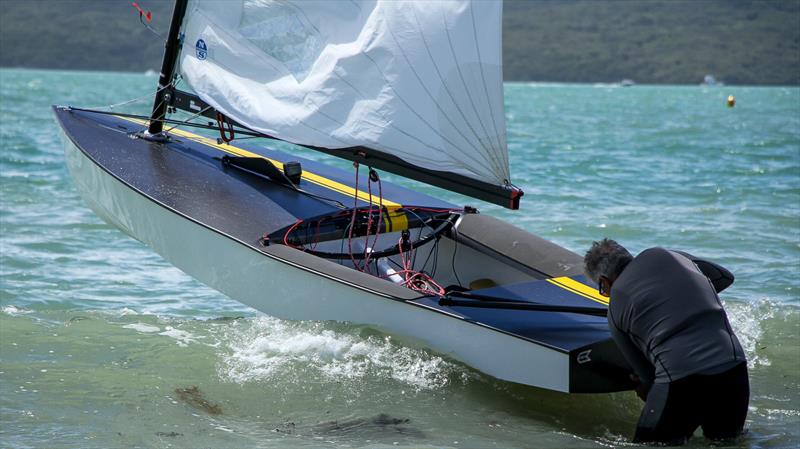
[
  {"left": 673, "top": 250, "right": 735, "bottom": 293},
  {"left": 609, "top": 323, "right": 655, "bottom": 400},
  {"left": 608, "top": 321, "right": 655, "bottom": 386}
]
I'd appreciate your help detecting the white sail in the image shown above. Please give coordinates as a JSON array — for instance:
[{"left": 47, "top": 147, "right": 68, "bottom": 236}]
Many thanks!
[{"left": 179, "top": 0, "right": 509, "bottom": 186}]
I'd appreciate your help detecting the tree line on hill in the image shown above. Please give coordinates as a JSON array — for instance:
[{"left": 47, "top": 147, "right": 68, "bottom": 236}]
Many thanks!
[{"left": 1, "top": 0, "right": 797, "bottom": 85}]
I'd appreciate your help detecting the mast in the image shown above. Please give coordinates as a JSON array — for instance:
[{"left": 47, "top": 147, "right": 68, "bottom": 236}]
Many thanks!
[{"left": 147, "top": 0, "right": 189, "bottom": 136}]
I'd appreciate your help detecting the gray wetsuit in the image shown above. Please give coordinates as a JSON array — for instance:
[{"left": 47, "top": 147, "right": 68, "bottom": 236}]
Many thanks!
[{"left": 608, "top": 247, "right": 746, "bottom": 385}]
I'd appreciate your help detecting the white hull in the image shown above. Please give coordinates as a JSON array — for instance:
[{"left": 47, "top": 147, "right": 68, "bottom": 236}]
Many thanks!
[{"left": 63, "top": 133, "right": 570, "bottom": 392}]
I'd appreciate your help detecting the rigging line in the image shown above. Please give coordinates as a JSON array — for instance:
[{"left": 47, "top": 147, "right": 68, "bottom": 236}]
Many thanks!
[
  {"left": 211, "top": 134, "right": 261, "bottom": 141},
  {"left": 469, "top": 4, "right": 507, "bottom": 179},
  {"left": 432, "top": 245, "right": 439, "bottom": 278},
  {"left": 413, "top": 213, "right": 425, "bottom": 269},
  {"left": 339, "top": 220, "right": 350, "bottom": 262},
  {"left": 451, "top": 225, "right": 462, "bottom": 287},
  {"left": 148, "top": 97, "right": 168, "bottom": 127},
  {"left": 420, "top": 224, "right": 441, "bottom": 276},
  {"left": 399, "top": 208, "right": 442, "bottom": 270},
  {"left": 76, "top": 109, "right": 350, "bottom": 209},
  {"left": 68, "top": 108, "right": 267, "bottom": 138},
  {"left": 146, "top": 76, "right": 184, "bottom": 124},
  {"left": 363, "top": 170, "right": 384, "bottom": 271},
  {"left": 442, "top": 8, "right": 504, "bottom": 169},
  {"left": 82, "top": 82, "right": 172, "bottom": 111},
  {"left": 142, "top": 76, "right": 183, "bottom": 125},
  {"left": 411, "top": 8, "right": 503, "bottom": 177},
  {"left": 431, "top": 230, "right": 440, "bottom": 277},
  {"left": 363, "top": 169, "right": 374, "bottom": 273},
  {"left": 400, "top": 208, "right": 437, "bottom": 234},
  {"left": 163, "top": 105, "right": 213, "bottom": 134},
  {"left": 216, "top": 112, "right": 235, "bottom": 143},
  {"left": 347, "top": 163, "right": 363, "bottom": 271},
  {"left": 384, "top": 24, "right": 497, "bottom": 175},
  {"left": 106, "top": 106, "right": 351, "bottom": 208}
]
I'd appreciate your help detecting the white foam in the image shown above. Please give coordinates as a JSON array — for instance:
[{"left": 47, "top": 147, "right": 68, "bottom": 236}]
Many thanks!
[
  {"left": 764, "top": 408, "right": 800, "bottom": 418},
  {"left": 218, "top": 316, "right": 462, "bottom": 390},
  {"left": 159, "top": 326, "right": 199, "bottom": 347},
  {"left": 725, "top": 299, "right": 775, "bottom": 368},
  {"left": 122, "top": 323, "right": 161, "bottom": 333},
  {"left": 1, "top": 305, "right": 31, "bottom": 316}
]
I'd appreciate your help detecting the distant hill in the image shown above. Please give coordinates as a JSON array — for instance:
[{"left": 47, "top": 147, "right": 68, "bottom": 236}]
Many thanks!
[
  {"left": 503, "top": 0, "right": 800, "bottom": 85},
  {"left": 0, "top": 0, "right": 172, "bottom": 73},
  {"left": 1, "top": 0, "right": 798, "bottom": 85}
]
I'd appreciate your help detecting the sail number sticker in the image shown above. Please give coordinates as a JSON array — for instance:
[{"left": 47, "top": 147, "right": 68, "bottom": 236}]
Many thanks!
[{"left": 195, "top": 39, "right": 207, "bottom": 60}]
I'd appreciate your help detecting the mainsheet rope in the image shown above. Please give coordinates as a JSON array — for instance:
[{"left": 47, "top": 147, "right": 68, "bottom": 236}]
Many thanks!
[
  {"left": 347, "top": 162, "right": 362, "bottom": 271},
  {"left": 281, "top": 163, "right": 449, "bottom": 296}
]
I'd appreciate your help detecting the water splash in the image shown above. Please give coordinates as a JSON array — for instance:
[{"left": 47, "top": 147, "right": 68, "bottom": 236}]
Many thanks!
[
  {"left": 1, "top": 305, "right": 32, "bottom": 316},
  {"left": 121, "top": 323, "right": 160, "bottom": 333},
  {"left": 725, "top": 299, "right": 780, "bottom": 368},
  {"left": 158, "top": 326, "right": 201, "bottom": 347},
  {"left": 216, "top": 316, "right": 463, "bottom": 390}
]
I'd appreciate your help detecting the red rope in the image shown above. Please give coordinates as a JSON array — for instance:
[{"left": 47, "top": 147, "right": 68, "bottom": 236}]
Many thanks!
[
  {"left": 282, "top": 219, "right": 305, "bottom": 249},
  {"left": 216, "top": 112, "right": 235, "bottom": 143},
  {"left": 310, "top": 216, "right": 327, "bottom": 251},
  {"left": 362, "top": 170, "right": 384, "bottom": 273},
  {"left": 395, "top": 235, "right": 444, "bottom": 296},
  {"left": 132, "top": 2, "right": 152, "bottom": 22},
  {"left": 347, "top": 163, "right": 362, "bottom": 271},
  {"left": 402, "top": 207, "right": 463, "bottom": 214},
  {"left": 280, "top": 164, "right": 451, "bottom": 296},
  {"left": 363, "top": 170, "right": 374, "bottom": 272}
]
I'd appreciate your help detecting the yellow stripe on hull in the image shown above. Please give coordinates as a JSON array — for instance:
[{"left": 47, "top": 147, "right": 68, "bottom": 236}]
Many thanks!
[
  {"left": 120, "top": 117, "right": 401, "bottom": 208},
  {"left": 546, "top": 276, "right": 609, "bottom": 306}
]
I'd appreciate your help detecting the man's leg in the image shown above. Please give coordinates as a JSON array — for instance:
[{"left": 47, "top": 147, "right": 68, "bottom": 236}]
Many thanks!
[
  {"left": 700, "top": 362, "right": 750, "bottom": 440},
  {"left": 633, "top": 381, "right": 700, "bottom": 444}
]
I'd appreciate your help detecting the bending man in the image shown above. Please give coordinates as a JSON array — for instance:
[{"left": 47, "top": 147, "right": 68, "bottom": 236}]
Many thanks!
[{"left": 584, "top": 239, "right": 748, "bottom": 444}]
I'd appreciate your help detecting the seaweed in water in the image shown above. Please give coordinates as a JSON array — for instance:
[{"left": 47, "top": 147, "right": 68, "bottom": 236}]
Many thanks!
[
  {"left": 155, "top": 431, "right": 183, "bottom": 437},
  {"left": 174, "top": 386, "right": 222, "bottom": 415},
  {"left": 312, "top": 413, "right": 421, "bottom": 438},
  {"left": 273, "top": 421, "right": 296, "bottom": 434}
]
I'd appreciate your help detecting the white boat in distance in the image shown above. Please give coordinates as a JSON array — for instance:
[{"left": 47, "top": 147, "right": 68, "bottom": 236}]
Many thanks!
[{"left": 54, "top": 0, "right": 636, "bottom": 393}]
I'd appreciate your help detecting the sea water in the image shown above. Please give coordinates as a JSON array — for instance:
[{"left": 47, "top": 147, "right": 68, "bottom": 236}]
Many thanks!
[{"left": 1, "top": 69, "right": 798, "bottom": 448}]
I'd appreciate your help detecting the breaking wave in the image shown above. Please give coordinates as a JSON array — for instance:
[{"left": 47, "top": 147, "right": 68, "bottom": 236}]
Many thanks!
[
  {"left": 216, "top": 316, "right": 468, "bottom": 390},
  {"left": 725, "top": 298, "right": 787, "bottom": 369}
]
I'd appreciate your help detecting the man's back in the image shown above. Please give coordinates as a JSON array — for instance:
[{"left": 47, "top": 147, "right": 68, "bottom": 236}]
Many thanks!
[{"left": 609, "top": 247, "right": 746, "bottom": 383}]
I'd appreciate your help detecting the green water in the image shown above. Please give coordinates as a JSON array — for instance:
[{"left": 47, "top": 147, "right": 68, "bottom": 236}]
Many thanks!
[{"left": 1, "top": 69, "right": 798, "bottom": 448}]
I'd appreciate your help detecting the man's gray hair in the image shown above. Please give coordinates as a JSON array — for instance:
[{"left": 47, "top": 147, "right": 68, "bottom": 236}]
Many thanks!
[{"left": 584, "top": 238, "right": 633, "bottom": 284}]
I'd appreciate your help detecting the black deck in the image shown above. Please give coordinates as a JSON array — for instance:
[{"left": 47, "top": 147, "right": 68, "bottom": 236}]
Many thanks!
[
  {"left": 55, "top": 108, "right": 455, "bottom": 244},
  {"left": 55, "top": 107, "right": 632, "bottom": 392}
]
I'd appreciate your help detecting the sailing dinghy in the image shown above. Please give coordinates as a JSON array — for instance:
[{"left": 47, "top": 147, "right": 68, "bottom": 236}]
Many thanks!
[{"left": 54, "top": 0, "right": 633, "bottom": 393}]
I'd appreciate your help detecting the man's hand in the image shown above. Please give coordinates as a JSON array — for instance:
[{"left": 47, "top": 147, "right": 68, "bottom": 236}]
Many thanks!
[{"left": 630, "top": 374, "right": 651, "bottom": 402}]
